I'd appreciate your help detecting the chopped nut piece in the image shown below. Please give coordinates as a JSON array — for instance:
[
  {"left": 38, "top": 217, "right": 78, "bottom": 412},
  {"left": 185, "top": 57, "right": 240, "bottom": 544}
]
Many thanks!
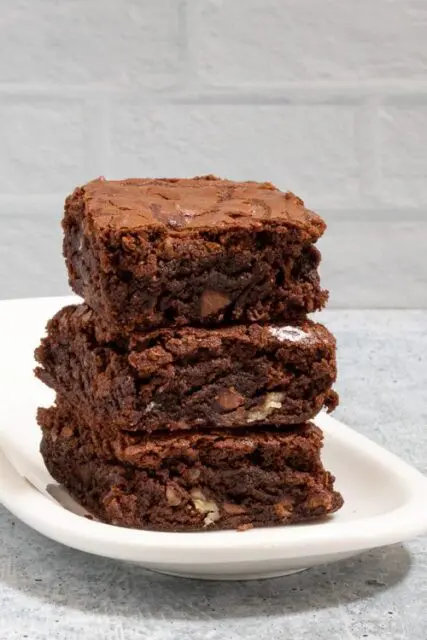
[
  {"left": 216, "top": 387, "right": 245, "bottom": 412},
  {"left": 190, "top": 489, "right": 220, "bottom": 525},
  {"left": 305, "top": 491, "right": 334, "bottom": 511},
  {"left": 166, "top": 483, "right": 185, "bottom": 507},
  {"left": 274, "top": 501, "right": 294, "bottom": 520},
  {"left": 223, "top": 503, "right": 247, "bottom": 515},
  {"left": 246, "top": 392, "right": 285, "bottom": 423},
  {"left": 60, "top": 426, "right": 74, "bottom": 438},
  {"left": 186, "top": 468, "right": 201, "bottom": 482}
]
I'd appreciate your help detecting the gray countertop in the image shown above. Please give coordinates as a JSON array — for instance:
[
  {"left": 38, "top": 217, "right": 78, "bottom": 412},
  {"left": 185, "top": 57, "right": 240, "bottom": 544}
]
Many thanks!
[{"left": 1, "top": 310, "right": 426, "bottom": 640}]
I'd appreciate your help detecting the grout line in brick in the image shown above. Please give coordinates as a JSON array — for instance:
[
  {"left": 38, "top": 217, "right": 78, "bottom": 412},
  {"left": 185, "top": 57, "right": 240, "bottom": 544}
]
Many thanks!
[{"left": 2, "top": 79, "right": 427, "bottom": 102}]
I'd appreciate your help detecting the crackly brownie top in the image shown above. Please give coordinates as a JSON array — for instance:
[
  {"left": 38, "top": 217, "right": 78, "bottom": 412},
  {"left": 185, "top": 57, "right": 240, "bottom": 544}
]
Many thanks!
[{"left": 68, "top": 175, "right": 325, "bottom": 237}]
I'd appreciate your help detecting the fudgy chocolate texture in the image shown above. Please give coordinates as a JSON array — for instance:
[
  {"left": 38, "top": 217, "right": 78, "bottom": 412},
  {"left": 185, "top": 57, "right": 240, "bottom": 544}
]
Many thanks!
[
  {"left": 39, "top": 403, "right": 343, "bottom": 532},
  {"left": 38, "top": 400, "right": 327, "bottom": 473},
  {"left": 35, "top": 304, "right": 338, "bottom": 433},
  {"left": 63, "top": 175, "right": 328, "bottom": 331}
]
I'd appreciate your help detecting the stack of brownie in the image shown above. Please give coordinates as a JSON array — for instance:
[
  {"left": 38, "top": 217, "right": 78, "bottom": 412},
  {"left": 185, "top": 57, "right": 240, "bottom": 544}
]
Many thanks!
[{"left": 35, "top": 175, "right": 343, "bottom": 531}]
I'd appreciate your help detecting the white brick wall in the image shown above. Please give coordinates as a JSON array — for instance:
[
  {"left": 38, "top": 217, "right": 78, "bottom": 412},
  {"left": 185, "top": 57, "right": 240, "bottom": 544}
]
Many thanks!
[
  {"left": 0, "top": 99, "right": 88, "bottom": 193},
  {"left": 0, "top": 0, "right": 426, "bottom": 307},
  {"left": 0, "top": 1, "right": 183, "bottom": 87},
  {"left": 379, "top": 103, "right": 427, "bottom": 205},
  {"left": 190, "top": 0, "right": 427, "bottom": 84}
]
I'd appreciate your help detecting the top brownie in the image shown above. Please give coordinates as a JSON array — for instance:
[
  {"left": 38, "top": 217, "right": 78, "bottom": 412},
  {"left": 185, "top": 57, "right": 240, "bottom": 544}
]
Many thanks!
[{"left": 63, "top": 175, "right": 328, "bottom": 331}]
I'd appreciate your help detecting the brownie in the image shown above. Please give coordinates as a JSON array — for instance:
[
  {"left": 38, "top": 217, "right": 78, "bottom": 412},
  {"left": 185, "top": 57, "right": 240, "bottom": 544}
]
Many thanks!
[
  {"left": 63, "top": 175, "right": 328, "bottom": 331},
  {"left": 35, "top": 304, "right": 338, "bottom": 433},
  {"left": 39, "top": 402, "right": 343, "bottom": 532}
]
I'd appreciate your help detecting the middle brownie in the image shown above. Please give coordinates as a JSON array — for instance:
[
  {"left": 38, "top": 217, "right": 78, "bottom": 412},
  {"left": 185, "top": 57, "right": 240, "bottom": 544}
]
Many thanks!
[{"left": 35, "top": 304, "right": 338, "bottom": 434}]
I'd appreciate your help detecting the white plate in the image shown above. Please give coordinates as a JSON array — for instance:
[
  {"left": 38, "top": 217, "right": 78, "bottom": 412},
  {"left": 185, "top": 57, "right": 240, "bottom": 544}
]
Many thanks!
[{"left": 1, "top": 296, "right": 427, "bottom": 581}]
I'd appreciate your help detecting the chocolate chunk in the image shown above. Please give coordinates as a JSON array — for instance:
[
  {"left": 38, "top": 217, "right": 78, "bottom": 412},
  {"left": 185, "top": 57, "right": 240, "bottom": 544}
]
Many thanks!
[
  {"left": 200, "top": 289, "right": 230, "bottom": 318},
  {"left": 216, "top": 387, "right": 245, "bottom": 412}
]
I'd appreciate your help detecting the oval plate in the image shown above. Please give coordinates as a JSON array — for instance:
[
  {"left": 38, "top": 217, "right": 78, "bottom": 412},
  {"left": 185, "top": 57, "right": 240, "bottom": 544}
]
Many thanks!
[{"left": 1, "top": 297, "right": 427, "bottom": 580}]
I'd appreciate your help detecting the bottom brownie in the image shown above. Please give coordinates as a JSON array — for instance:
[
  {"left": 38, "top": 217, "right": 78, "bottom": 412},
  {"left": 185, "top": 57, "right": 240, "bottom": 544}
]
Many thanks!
[{"left": 39, "top": 403, "right": 343, "bottom": 532}]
